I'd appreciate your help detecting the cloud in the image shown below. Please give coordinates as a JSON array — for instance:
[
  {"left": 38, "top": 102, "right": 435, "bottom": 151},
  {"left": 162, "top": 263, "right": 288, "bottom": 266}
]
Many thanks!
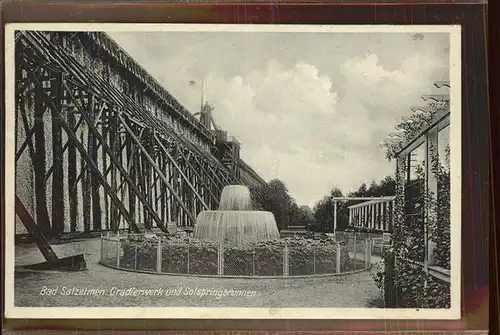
[{"left": 107, "top": 31, "right": 449, "bottom": 207}]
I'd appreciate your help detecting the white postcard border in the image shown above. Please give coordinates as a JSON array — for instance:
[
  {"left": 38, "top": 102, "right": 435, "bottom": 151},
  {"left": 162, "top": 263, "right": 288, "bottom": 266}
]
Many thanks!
[{"left": 4, "top": 23, "right": 462, "bottom": 320}]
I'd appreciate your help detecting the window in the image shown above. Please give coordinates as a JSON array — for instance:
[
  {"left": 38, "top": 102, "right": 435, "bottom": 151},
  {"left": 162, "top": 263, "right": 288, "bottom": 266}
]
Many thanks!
[{"left": 404, "top": 143, "right": 426, "bottom": 262}]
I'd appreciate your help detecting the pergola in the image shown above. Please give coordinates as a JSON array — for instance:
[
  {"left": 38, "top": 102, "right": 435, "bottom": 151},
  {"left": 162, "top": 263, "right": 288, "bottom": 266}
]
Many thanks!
[{"left": 330, "top": 196, "right": 395, "bottom": 234}]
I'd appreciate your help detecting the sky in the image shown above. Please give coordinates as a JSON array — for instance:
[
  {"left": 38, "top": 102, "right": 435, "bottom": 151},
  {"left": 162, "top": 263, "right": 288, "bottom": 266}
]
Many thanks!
[{"left": 107, "top": 30, "right": 450, "bottom": 207}]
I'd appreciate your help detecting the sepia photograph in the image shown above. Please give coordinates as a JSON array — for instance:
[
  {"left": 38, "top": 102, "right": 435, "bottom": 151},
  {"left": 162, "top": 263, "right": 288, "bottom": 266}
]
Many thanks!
[{"left": 4, "top": 23, "right": 461, "bottom": 319}]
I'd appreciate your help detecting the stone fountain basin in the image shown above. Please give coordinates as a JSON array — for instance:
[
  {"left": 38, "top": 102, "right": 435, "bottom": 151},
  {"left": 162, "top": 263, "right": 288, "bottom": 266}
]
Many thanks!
[{"left": 194, "top": 211, "right": 280, "bottom": 246}]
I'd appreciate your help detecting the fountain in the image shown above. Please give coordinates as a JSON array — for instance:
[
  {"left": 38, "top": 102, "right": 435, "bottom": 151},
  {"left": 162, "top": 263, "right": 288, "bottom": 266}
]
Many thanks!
[
  {"left": 194, "top": 185, "right": 280, "bottom": 246},
  {"left": 101, "top": 184, "right": 363, "bottom": 277}
]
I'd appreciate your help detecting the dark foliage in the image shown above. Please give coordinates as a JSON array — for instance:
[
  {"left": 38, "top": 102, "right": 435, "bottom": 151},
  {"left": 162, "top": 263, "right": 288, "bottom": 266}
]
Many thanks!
[
  {"left": 251, "top": 179, "right": 307, "bottom": 231},
  {"left": 118, "top": 235, "right": 354, "bottom": 277}
]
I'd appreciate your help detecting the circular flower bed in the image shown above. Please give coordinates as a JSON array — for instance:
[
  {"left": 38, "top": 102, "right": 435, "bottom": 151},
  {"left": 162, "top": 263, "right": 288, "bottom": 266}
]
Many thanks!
[{"left": 109, "top": 234, "right": 363, "bottom": 277}]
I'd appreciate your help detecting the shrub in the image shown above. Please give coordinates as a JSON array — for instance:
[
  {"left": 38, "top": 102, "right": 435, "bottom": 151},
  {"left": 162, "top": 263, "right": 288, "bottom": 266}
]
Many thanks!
[
  {"left": 251, "top": 240, "right": 284, "bottom": 276},
  {"left": 118, "top": 235, "right": 355, "bottom": 276},
  {"left": 120, "top": 237, "right": 157, "bottom": 272},
  {"left": 374, "top": 249, "right": 450, "bottom": 308}
]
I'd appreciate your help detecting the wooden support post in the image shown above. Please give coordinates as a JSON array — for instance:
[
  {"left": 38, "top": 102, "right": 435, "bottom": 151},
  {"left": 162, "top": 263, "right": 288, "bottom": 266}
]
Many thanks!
[
  {"left": 365, "top": 239, "right": 370, "bottom": 268},
  {"left": 158, "top": 154, "right": 165, "bottom": 223},
  {"left": 336, "top": 243, "right": 341, "bottom": 274},
  {"left": 360, "top": 206, "right": 364, "bottom": 228},
  {"left": 333, "top": 201, "right": 338, "bottom": 234},
  {"left": 126, "top": 135, "right": 136, "bottom": 228},
  {"left": 100, "top": 235, "right": 104, "bottom": 263},
  {"left": 366, "top": 206, "right": 369, "bottom": 228},
  {"left": 88, "top": 95, "right": 102, "bottom": 232},
  {"left": 81, "top": 129, "right": 91, "bottom": 232},
  {"left": 67, "top": 107, "right": 78, "bottom": 233},
  {"left": 34, "top": 84, "right": 52, "bottom": 235},
  {"left": 371, "top": 204, "right": 375, "bottom": 229},
  {"left": 385, "top": 202, "right": 388, "bottom": 232},
  {"left": 156, "top": 238, "right": 162, "bottom": 273},
  {"left": 360, "top": 207, "right": 363, "bottom": 228},
  {"left": 283, "top": 244, "right": 289, "bottom": 277},
  {"left": 116, "top": 238, "right": 121, "bottom": 268},
  {"left": 186, "top": 244, "right": 190, "bottom": 274},
  {"left": 110, "top": 112, "right": 119, "bottom": 231},
  {"left": 348, "top": 207, "right": 352, "bottom": 227},
  {"left": 101, "top": 107, "right": 110, "bottom": 230},
  {"left": 358, "top": 208, "right": 361, "bottom": 227},
  {"left": 51, "top": 72, "right": 65, "bottom": 235},
  {"left": 219, "top": 243, "right": 224, "bottom": 277}
]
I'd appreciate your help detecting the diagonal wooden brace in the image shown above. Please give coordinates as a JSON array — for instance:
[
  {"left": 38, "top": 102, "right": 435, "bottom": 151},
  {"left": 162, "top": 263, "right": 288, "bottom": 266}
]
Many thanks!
[
  {"left": 154, "top": 134, "right": 209, "bottom": 210},
  {"left": 61, "top": 81, "right": 168, "bottom": 233},
  {"left": 25, "top": 69, "right": 140, "bottom": 233},
  {"left": 15, "top": 195, "right": 59, "bottom": 263},
  {"left": 15, "top": 195, "right": 87, "bottom": 271},
  {"left": 119, "top": 114, "right": 198, "bottom": 225}
]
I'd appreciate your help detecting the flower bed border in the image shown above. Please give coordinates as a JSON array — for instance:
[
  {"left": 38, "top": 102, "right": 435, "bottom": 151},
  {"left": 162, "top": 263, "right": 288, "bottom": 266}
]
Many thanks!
[
  {"left": 99, "top": 234, "right": 373, "bottom": 279},
  {"left": 99, "top": 259, "right": 372, "bottom": 279}
]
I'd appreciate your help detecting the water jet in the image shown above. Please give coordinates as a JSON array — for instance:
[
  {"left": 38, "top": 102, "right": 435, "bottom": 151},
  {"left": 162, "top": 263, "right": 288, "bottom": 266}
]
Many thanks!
[{"left": 194, "top": 185, "right": 280, "bottom": 245}]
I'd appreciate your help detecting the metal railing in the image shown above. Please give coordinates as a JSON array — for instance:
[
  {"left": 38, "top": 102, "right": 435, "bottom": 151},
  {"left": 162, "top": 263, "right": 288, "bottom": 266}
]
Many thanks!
[{"left": 100, "top": 234, "right": 373, "bottom": 278}]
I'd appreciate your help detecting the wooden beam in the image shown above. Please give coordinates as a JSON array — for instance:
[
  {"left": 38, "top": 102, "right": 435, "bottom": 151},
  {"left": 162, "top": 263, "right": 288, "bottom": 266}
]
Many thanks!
[
  {"left": 15, "top": 120, "right": 36, "bottom": 162},
  {"left": 88, "top": 95, "right": 102, "bottom": 232},
  {"left": 331, "top": 197, "right": 395, "bottom": 201},
  {"left": 15, "top": 195, "right": 59, "bottom": 263},
  {"left": 50, "top": 72, "right": 65, "bottom": 235},
  {"left": 348, "top": 198, "right": 395, "bottom": 209},
  {"left": 119, "top": 116, "right": 198, "bottom": 225},
  {"left": 33, "top": 81, "right": 52, "bottom": 235},
  {"left": 25, "top": 68, "right": 139, "bottom": 232},
  {"left": 22, "top": 31, "right": 257, "bottom": 209},
  {"left": 155, "top": 134, "right": 211, "bottom": 210},
  {"left": 60, "top": 80, "right": 168, "bottom": 232},
  {"left": 67, "top": 107, "right": 78, "bottom": 233}
]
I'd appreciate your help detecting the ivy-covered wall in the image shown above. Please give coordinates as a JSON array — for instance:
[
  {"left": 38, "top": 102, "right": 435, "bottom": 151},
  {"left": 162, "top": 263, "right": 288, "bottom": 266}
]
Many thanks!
[{"left": 376, "top": 97, "right": 451, "bottom": 308}]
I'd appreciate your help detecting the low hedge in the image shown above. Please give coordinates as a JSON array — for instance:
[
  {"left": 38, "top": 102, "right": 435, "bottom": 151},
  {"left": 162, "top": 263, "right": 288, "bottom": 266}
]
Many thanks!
[{"left": 119, "top": 235, "right": 353, "bottom": 276}]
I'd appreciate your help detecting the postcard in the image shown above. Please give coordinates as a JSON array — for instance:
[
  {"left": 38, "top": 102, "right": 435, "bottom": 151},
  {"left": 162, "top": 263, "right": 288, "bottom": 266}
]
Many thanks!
[{"left": 4, "top": 23, "right": 461, "bottom": 319}]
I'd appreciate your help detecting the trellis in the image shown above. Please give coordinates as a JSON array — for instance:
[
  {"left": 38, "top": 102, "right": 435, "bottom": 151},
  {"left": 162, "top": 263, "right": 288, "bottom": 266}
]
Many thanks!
[
  {"left": 393, "top": 81, "right": 451, "bottom": 273},
  {"left": 14, "top": 31, "right": 262, "bottom": 241}
]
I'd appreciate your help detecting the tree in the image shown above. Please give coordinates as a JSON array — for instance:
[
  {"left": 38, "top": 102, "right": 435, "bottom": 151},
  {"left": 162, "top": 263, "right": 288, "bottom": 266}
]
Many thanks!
[
  {"left": 295, "top": 205, "right": 315, "bottom": 229},
  {"left": 252, "top": 179, "right": 298, "bottom": 231},
  {"left": 312, "top": 188, "right": 350, "bottom": 233}
]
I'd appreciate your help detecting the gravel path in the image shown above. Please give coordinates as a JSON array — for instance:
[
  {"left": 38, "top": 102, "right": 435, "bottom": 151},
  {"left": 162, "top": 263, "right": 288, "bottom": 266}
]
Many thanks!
[{"left": 14, "top": 238, "right": 382, "bottom": 308}]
